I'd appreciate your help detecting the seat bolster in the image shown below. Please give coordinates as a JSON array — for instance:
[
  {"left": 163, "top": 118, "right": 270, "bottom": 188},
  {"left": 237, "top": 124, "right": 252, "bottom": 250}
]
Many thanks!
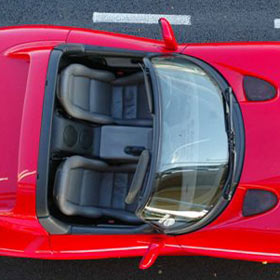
[
  {"left": 55, "top": 156, "right": 109, "bottom": 216},
  {"left": 62, "top": 155, "right": 109, "bottom": 171},
  {"left": 58, "top": 64, "right": 115, "bottom": 123},
  {"left": 63, "top": 64, "right": 115, "bottom": 82},
  {"left": 68, "top": 204, "right": 103, "bottom": 218},
  {"left": 59, "top": 64, "right": 115, "bottom": 103},
  {"left": 112, "top": 72, "right": 144, "bottom": 86},
  {"left": 66, "top": 105, "right": 114, "bottom": 124}
]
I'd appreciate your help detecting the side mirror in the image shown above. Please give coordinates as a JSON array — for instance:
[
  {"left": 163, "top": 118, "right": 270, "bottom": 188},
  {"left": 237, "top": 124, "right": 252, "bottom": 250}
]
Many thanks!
[
  {"left": 139, "top": 240, "right": 164, "bottom": 269},
  {"left": 158, "top": 18, "right": 178, "bottom": 51}
]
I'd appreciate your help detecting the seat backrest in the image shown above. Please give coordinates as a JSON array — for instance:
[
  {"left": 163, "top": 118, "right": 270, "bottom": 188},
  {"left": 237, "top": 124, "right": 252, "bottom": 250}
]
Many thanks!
[
  {"left": 58, "top": 64, "right": 115, "bottom": 124},
  {"left": 58, "top": 64, "right": 152, "bottom": 126},
  {"left": 54, "top": 156, "right": 141, "bottom": 223},
  {"left": 111, "top": 72, "right": 152, "bottom": 126}
]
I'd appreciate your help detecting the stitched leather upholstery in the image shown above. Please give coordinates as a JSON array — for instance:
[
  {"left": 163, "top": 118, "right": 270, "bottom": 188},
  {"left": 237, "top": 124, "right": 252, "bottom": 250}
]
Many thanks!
[
  {"left": 53, "top": 156, "right": 142, "bottom": 223},
  {"left": 58, "top": 64, "right": 152, "bottom": 125}
]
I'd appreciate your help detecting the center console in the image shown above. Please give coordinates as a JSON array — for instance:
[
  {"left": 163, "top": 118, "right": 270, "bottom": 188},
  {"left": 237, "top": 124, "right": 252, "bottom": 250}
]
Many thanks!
[{"left": 51, "top": 114, "right": 152, "bottom": 162}]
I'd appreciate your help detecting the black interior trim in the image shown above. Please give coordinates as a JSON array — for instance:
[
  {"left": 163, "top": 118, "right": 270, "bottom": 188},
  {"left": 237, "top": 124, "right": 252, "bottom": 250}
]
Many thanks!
[
  {"left": 36, "top": 43, "right": 155, "bottom": 234},
  {"left": 72, "top": 223, "right": 153, "bottom": 234},
  {"left": 37, "top": 49, "right": 62, "bottom": 219}
]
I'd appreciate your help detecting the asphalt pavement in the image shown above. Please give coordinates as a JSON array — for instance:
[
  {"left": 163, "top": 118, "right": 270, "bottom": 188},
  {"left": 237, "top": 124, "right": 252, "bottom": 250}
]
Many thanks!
[{"left": 1, "top": 0, "right": 280, "bottom": 279}]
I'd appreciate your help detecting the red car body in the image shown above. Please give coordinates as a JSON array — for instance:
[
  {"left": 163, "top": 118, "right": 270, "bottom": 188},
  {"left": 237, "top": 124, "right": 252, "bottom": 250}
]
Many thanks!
[{"left": 1, "top": 22, "right": 280, "bottom": 268}]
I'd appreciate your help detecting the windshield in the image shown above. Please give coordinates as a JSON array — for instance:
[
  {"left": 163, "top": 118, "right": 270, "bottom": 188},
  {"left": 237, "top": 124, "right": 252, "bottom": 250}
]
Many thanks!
[{"left": 141, "top": 56, "right": 229, "bottom": 231}]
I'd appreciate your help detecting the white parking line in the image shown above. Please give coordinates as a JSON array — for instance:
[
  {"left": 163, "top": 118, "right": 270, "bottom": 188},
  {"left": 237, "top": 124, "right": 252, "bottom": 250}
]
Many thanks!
[
  {"left": 92, "top": 12, "right": 191, "bottom": 25},
  {"left": 274, "top": 18, "right": 280, "bottom": 28}
]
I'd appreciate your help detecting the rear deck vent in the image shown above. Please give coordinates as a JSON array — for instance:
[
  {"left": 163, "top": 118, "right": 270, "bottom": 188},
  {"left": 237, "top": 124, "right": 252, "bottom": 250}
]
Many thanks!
[{"left": 243, "top": 76, "right": 276, "bottom": 101}]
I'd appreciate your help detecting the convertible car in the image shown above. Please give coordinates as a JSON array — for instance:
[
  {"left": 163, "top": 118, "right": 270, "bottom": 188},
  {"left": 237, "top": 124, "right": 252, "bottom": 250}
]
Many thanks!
[{"left": 0, "top": 18, "right": 279, "bottom": 269}]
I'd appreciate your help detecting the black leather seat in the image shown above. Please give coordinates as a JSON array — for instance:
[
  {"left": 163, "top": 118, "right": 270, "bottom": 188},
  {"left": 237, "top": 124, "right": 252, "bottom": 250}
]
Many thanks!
[
  {"left": 53, "top": 155, "right": 142, "bottom": 223},
  {"left": 57, "top": 64, "right": 152, "bottom": 126}
]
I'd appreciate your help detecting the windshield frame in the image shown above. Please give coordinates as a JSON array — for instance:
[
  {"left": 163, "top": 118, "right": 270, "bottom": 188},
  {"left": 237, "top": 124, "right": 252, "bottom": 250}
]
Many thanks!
[{"left": 137, "top": 53, "right": 243, "bottom": 235}]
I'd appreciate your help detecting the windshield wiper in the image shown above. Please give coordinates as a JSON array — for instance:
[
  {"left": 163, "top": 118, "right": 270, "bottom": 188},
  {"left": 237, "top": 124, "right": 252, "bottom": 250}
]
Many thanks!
[{"left": 222, "top": 87, "right": 236, "bottom": 200}]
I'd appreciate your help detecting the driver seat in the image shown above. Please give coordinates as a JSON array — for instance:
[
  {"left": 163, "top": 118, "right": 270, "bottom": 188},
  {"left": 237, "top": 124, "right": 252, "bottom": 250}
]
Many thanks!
[{"left": 53, "top": 155, "right": 147, "bottom": 223}]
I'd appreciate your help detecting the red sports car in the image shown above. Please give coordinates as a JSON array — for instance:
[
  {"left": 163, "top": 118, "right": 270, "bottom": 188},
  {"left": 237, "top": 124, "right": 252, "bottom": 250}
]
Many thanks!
[{"left": 0, "top": 18, "right": 279, "bottom": 269}]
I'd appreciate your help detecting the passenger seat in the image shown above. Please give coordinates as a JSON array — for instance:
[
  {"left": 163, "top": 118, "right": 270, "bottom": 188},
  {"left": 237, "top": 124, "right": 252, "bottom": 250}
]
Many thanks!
[{"left": 57, "top": 64, "right": 152, "bottom": 126}]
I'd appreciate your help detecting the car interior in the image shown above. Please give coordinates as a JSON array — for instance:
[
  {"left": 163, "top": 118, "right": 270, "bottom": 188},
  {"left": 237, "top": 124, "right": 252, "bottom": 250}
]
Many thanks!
[{"left": 45, "top": 47, "right": 154, "bottom": 232}]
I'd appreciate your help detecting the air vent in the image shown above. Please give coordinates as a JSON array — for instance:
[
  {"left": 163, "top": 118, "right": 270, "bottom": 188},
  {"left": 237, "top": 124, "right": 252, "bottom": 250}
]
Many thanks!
[
  {"left": 243, "top": 189, "right": 277, "bottom": 217},
  {"left": 243, "top": 76, "right": 276, "bottom": 101}
]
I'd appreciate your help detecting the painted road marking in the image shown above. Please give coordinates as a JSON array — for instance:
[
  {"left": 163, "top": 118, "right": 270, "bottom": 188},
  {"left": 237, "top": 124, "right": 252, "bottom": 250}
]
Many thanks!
[
  {"left": 274, "top": 18, "right": 280, "bottom": 28},
  {"left": 93, "top": 12, "right": 191, "bottom": 25}
]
